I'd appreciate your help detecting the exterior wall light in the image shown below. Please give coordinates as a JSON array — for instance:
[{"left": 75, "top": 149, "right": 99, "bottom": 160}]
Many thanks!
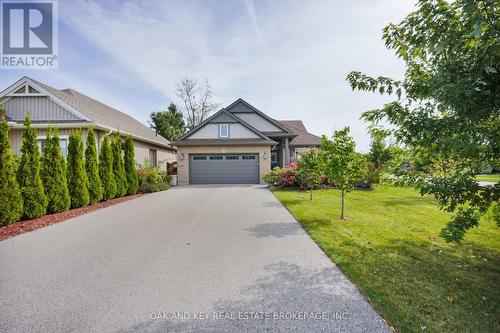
[
  {"left": 180, "top": 153, "right": 184, "bottom": 160},
  {"left": 263, "top": 152, "right": 267, "bottom": 159}
]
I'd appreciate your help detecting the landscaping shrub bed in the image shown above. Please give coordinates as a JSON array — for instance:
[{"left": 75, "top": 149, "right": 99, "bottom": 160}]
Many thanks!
[
  {"left": 0, "top": 112, "right": 173, "bottom": 232},
  {"left": 137, "top": 163, "right": 172, "bottom": 193}
]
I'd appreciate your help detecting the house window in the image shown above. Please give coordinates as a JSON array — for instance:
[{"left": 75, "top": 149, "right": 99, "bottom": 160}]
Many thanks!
[
  {"left": 242, "top": 155, "right": 256, "bottom": 160},
  {"left": 219, "top": 124, "right": 229, "bottom": 138},
  {"left": 193, "top": 156, "right": 206, "bottom": 160},
  {"left": 37, "top": 137, "right": 68, "bottom": 157},
  {"left": 149, "top": 149, "right": 157, "bottom": 167},
  {"left": 226, "top": 155, "right": 239, "bottom": 160}
]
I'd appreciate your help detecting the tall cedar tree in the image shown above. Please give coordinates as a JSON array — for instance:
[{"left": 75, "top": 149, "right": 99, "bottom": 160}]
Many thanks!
[
  {"left": 17, "top": 114, "right": 47, "bottom": 219},
  {"left": 41, "top": 128, "right": 70, "bottom": 213},
  {"left": 85, "top": 127, "right": 103, "bottom": 203},
  {"left": 0, "top": 110, "right": 23, "bottom": 225},
  {"left": 112, "top": 134, "right": 127, "bottom": 197},
  {"left": 124, "top": 135, "right": 138, "bottom": 195},
  {"left": 99, "top": 135, "right": 116, "bottom": 200},
  {"left": 347, "top": 0, "right": 499, "bottom": 241},
  {"left": 67, "top": 129, "right": 90, "bottom": 208}
]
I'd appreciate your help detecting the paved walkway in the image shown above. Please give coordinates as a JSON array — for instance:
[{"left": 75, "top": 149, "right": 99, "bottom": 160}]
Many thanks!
[{"left": 0, "top": 185, "right": 389, "bottom": 332}]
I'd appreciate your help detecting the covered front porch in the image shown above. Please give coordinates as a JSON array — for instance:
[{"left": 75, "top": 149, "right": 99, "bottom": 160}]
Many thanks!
[{"left": 268, "top": 134, "right": 297, "bottom": 168}]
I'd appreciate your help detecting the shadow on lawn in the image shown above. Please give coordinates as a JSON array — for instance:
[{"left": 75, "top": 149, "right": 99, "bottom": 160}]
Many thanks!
[
  {"left": 377, "top": 197, "right": 433, "bottom": 207},
  {"left": 353, "top": 238, "right": 500, "bottom": 332},
  {"left": 124, "top": 262, "right": 389, "bottom": 333}
]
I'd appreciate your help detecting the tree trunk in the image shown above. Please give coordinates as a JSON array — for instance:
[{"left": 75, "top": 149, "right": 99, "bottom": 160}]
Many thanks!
[
  {"left": 310, "top": 185, "right": 313, "bottom": 200},
  {"left": 341, "top": 189, "right": 345, "bottom": 220}
]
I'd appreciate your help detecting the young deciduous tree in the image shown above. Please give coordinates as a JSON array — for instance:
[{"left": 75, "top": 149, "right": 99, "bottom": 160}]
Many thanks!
[
  {"left": 320, "top": 127, "right": 365, "bottom": 220},
  {"left": 111, "top": 134, "right": 127, "bottom": 197},
  {"left": 0, "top": 110, "right": 23, "bottom": 225},
  {"left": 367, "top": 128, "right": 393, "bottom": 183},
  {"left": 297, "top": 148, "right": 321, "bottom": 200},
  {"left": 41, "top": 128, "right": 70, "bottom": 213},
  {"left": 17, "top": 114, "right": 48, "bottom": 219},
  {"left": 67, "top": 129, "right": 89, "bottom": 208},
  {"left": 149, "top": 103, "right": 186, "bottom": 141},
  {"left": 85, "top": 126, "right": 103, "bottom": 204},
  {"left": 176, "top": 77, "right": 220, "bottom": 129},
  {"left": 124, "top": 135, "right": 138, "bottom": 195},
  {"left": 346, "top": 0, "right": 499, "bottom": 241},
  {"left": 99, "top": 135, "right": 116, "bottom": 200}
]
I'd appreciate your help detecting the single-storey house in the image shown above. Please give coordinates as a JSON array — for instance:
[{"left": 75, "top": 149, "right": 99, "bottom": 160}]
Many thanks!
[
  {"left": 173, "top": 98, "right": 322, "bottom": 185},
  {"left": 0, "top": 77, "right": 176, "bottom": 169}
]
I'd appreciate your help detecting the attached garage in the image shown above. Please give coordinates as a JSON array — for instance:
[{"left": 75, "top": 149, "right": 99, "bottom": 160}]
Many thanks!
[{"left": 189, "top": 153, "right": 259, "bottom": 184}]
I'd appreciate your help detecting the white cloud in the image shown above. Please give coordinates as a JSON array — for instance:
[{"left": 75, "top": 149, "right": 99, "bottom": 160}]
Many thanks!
[{"left": 60, "top": 0, "right": 416, "bottom": 151}]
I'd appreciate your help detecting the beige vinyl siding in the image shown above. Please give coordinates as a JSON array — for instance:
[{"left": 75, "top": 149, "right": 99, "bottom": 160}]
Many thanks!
[
  {"left": 133, "top": 139, "right": 176, "bottom": 171},
  {"left": 233, "top": 113, "right": 282, "bottom": 132},
  {"left": 4, "top": 96, "right": 81, "bottom": 121},
  {"left": 9, "top": 128, "right": 175, "bottom": 172},
  {"left": 9, "top": 128, "right": 76, "bottom": 156},
  {"left": 176, "top": 145, "right": 271, "bottom": 185},
  {"left": 189, "top": 123, "right": 259, "bottom": 139}
]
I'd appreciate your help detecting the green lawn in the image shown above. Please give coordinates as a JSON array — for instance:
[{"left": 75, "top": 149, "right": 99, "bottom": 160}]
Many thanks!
[
  {"left": 272, "top": 185, "right": 499, "bottom": 333},
  {"left": 476, "top": 174, "right": 500, "bottom": 183}
]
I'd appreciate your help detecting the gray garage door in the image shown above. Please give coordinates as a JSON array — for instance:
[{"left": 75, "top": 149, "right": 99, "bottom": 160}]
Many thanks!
[{"left": 190, "top": 154, "right": 259, "bottom": 184}]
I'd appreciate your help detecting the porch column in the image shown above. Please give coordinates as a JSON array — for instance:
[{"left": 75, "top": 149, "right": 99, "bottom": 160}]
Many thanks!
[{"left": 284, "top": 137, "right": 290, "bottom": 166}]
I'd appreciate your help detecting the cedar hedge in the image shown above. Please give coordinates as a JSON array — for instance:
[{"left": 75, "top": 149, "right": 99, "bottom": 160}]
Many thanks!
[
  {"left": 0, "top": 118, "right": 161, "bottom": 226},
  {"left": 0, "top": 109, "right": 23, "bottom": 225}
]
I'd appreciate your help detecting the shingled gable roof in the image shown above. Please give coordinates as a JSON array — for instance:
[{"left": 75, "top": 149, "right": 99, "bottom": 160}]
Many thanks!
[
  {"left": 225, "top": 98, "right": 294, "bottom": 134},
  {"left": 0, "top": 77, "right": 173, "bottom": 149},
  {"left": 173, "top": 108, "right": 277, "bottom": 146},
  {"left": 278, "top": 120, "right": 322, "bottom": 146}
]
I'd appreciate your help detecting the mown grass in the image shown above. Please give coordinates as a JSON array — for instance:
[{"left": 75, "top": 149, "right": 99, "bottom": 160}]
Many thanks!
[
  {"left": 272, "top": 185, "right": 499, "bottom": 333},
  {"left": 476, "top": 174, "right": 500, "bottom": 183}
]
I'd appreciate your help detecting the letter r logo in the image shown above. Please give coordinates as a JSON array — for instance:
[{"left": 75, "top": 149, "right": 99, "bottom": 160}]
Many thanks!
[{"left": 1, "top": 1, "right": 53, "bottom": 54}]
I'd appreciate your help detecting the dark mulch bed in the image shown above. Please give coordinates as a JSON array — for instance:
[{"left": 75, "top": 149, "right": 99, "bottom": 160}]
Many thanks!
[{"left": 0, "top": 193, "right": 146, "bottom": 241}]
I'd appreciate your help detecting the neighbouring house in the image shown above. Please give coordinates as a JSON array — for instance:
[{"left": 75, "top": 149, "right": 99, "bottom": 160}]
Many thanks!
[
  {"left": 173, "top": 98, "right": 322, "bottom": 185},
  {"left": 0, "top": 77, "right": 176, "bottom": 169}
]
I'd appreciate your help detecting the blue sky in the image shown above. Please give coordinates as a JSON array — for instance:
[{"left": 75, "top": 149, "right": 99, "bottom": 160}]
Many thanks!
[{"left": 0, "top": 0, "right": 416, "bottom": 151}]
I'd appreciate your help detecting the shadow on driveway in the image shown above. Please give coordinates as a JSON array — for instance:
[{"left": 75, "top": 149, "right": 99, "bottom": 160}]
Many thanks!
[
  {"left": 125, "top": 261, "right": 389, "bottom": 333},
  {"left": 245, "top": 222, "right": 303, "bottom": 238}
]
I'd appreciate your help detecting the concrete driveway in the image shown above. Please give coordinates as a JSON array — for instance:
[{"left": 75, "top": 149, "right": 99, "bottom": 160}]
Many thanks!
[{"left": 0, "top": 185, "right": 389, "bottom": 333}]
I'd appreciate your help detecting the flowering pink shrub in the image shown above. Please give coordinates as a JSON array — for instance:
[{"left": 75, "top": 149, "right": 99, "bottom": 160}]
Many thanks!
[{"left": 263, "top": 162, "right": 303, "bottom": 188}]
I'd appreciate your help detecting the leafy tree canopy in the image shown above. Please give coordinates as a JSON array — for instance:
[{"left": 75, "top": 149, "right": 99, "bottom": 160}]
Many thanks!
[
  {"left": 347, "top": 0, "right": 499, "bottom": 242},
  {"left": 297, "top": 148, "right": 322, "bottom": 200},
  {"left": 321, "top": 127, "right": 366, "bottom": 219},
  {"left": 149, "top": 103, "right": 186, "bottom": 141}
]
